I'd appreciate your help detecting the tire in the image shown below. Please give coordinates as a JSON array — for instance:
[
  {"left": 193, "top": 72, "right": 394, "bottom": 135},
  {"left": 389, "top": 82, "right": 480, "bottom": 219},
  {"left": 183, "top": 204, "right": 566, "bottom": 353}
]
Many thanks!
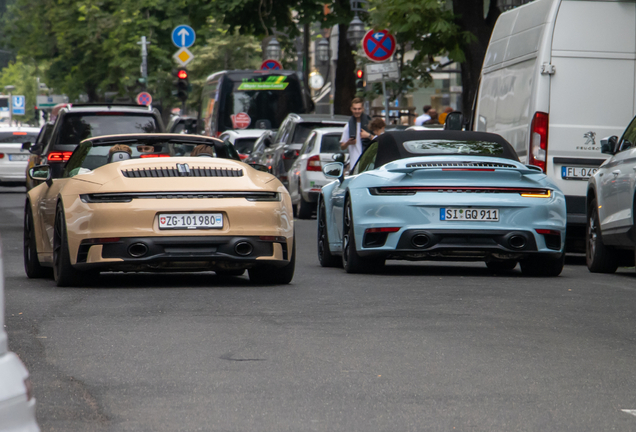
[
  {"left": 297, "top": 191, "right": 313, "bottom": 219},
  {"left": 53, "top": 204, "right": 94, "bottom": 287},
  {"left": 485, "top": 260, "right": 517, "bottom": 272},
  {"left": 586, "top": 198, "right": 618, "bottom": 273},
  {"left": 342, "top": 198, "right": 383, "bottom": 273},
  {"left": 292, "top": 204, "right": 298, "bottom": 218},
  {"left": 520, "top": 253, "right": 565, "bottom": 277},
  {"left": 23, "top": 203, "right": 51, "bottom": 278},
  {"left": 317, "top": 198, "right": 341, "bottom": 267},
  {"left": 215, "top": 269, "right": 245, "bottom": 277},
  {"left": 249, "top": 237, "right": 296, "bottom": 284}
]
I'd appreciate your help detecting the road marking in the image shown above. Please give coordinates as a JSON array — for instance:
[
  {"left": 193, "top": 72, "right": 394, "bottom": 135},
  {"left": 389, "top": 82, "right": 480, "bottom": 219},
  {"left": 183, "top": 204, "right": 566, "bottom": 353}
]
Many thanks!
[{"left": 621, "top": 410, "right": 636, "bottom": 417}]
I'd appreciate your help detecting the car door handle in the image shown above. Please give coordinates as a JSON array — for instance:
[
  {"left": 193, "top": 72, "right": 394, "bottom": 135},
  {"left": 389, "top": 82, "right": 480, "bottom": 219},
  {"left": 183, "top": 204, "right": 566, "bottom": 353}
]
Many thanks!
[{"left": 612, "top": 170, "right": 620, "bottom": 176}]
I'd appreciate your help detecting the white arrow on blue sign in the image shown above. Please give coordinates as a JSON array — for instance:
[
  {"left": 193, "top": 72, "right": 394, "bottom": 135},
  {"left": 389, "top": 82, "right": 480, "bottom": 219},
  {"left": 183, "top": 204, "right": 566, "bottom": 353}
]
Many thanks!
[
  {"left": 171, "top": 25, "right": 196, "bottom": 48},
  {"left": 12, "top": 95, "right": 25, "bottom": 115}
]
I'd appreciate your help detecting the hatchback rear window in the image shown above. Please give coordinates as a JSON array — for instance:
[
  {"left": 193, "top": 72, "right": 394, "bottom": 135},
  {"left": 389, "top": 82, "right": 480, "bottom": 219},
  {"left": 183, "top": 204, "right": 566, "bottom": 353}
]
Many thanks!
[
  {"left": 58, "top": 114, "right": 158, "bottom": 144},
  {"left": 0, "top": 132, "right": 38, "bottom": 143},
  {"left": 320, "top": 135, "right": 343, "bottom": 153},
  {"left": 234, "top": 138, "right": 257, "bottom": 154},
  {"left": 293, "top": 123, "right": 344, "bottom": 144}
]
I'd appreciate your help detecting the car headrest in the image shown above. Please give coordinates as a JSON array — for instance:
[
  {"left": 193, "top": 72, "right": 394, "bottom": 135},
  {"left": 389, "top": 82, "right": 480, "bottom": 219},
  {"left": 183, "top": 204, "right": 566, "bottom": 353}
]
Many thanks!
[
  {"left": 198, "top": 154, "right": 214, "bottom": 158},
  {"left": 108, "top": 151, "right": 131, "bottom": 163}
]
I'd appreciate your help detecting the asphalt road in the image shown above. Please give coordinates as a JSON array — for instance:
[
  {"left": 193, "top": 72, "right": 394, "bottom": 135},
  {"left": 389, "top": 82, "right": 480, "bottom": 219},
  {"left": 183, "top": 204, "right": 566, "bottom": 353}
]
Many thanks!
[{"left": 2, "top": 186, "right": 636, "bottom": 432}]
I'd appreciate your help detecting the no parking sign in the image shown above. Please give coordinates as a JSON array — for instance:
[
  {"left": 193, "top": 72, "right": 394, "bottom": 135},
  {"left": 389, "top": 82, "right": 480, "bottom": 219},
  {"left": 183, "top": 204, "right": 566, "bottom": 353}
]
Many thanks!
[
  {"left": 136, "top": 92, "right": 152, "bottom": 106},
  {"left": 362, "top": 30, "right": 396, "bottom": 62}
]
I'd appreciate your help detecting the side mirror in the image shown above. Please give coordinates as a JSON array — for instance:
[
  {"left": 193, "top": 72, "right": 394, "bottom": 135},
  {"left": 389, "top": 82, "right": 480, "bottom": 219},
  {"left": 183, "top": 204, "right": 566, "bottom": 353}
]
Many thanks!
[
  {"left": 600, "top": 136, "right": 618, "bottom": 155},
  {"left": 28, "top": 165, "right": 51, "bottom": 184},
  {"left": 249, "top": 163, "right": 270, "bottom": 173},
  {"left": 322, "top": 162, "right": 344, "bottom": 181},
  {"left": 21, "top": 141, "right": 32, "bottom": 151},
  {"left": 332, "top": 153, "right": 346, "bottom": 163},
  {"left": 444, "top": 112, "right": 464, "bottom": 131}
]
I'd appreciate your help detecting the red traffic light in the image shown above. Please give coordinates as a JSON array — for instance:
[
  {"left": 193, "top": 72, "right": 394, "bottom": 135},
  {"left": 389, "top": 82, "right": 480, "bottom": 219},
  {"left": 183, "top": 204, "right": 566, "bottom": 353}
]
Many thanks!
[
  {"left": 356, "top": 69, "right": 364, "bottom": 79},
  {"left": 177, "top": 70, "right": 188, "bottom": 79}
]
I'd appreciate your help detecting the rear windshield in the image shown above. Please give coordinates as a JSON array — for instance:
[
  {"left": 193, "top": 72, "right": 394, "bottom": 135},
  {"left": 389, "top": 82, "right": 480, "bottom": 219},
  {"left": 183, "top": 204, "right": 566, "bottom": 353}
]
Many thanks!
[
  {"left": 58, "top": 113, "right": 159, "bottom": 144},
  {"left": 234, "top": 138, "right": 257, "bottom": 154},
  {"left": 320, "top": 135, "right": 342, "bottom": 153},
  {"left": 0, "top": 131, "right": 38, "bottom": 143},
  {"left": 403, "top": 140, "right": 504, "bottom": 156},
  {"left": 293, "top": 123, "right": 343, "bottom": 144}
]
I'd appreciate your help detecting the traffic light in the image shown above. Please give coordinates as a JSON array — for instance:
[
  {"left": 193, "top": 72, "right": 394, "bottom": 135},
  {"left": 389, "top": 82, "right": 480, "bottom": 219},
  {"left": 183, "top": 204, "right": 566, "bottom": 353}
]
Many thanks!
[
  {"left": 174, "top": 68, "right": 189, "bottom": 102},
  {"left": 355, "top": 69, "right": 364, "bottom": 91}
]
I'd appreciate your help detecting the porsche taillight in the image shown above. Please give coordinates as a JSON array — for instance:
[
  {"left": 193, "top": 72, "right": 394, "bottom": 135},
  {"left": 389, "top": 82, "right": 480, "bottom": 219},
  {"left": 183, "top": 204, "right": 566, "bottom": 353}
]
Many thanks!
[
  {"left": 47, "top": 151, "right": 73, "bottom": 162},
  {"left": 307, "top": 155, "right": 321, "bottom": 171},
  {"left": 140, "top": 154, "right": 170, "bottom": 158},
  {"left": 529, "top": 112, "right": 549, "bottom": 172}
]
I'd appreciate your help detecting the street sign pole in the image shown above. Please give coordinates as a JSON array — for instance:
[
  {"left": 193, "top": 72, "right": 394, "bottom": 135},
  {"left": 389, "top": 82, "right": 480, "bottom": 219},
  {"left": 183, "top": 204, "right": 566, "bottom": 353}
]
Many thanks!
[
  {"left": 8, "top": 91, "right": 11, "bottom": 126},
  {"left": 137, "top": 36, "right": 151, "bottom": 88},
  {"left": 382, "top": 77, "right": 389, "bottom": 125}
]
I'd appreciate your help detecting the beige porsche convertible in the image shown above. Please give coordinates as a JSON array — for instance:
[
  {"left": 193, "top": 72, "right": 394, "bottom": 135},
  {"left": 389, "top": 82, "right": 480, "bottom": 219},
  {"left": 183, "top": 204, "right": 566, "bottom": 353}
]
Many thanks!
[{"left": 23, "top": 134, "right": 295, "bottom": 286}]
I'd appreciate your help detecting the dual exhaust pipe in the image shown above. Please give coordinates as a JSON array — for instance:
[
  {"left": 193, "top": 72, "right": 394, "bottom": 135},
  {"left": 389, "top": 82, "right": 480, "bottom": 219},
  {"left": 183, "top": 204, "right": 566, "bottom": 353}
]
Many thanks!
[
  {"left": 127, "top": 241, "right": 255, "bottom": 257},
  {"left": 410, "top": 233, "right": 527, "bottom": 250}
]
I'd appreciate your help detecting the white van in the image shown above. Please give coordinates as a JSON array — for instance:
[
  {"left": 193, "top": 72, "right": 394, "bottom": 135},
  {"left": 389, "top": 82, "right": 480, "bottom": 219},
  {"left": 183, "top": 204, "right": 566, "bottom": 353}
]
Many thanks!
[{"left": 473, "top": 0, "right": 636, "bottom": 250}]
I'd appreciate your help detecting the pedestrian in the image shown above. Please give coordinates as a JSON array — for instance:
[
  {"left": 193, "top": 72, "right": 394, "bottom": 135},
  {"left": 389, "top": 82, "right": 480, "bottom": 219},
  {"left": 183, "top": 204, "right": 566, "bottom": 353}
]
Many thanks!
[
  {"left": 424, "top": 109, "right": 439, "bottom": 125},
  {"left": 414, "top": 105, "right": 432, "bottom": 126},
  {"left": 340, "top": 98, "right": 372, "bottom": 168},
  {"left": 368, "top": 118, "right": 386, "bottom": 141},
  {"left": 438, "top": 107, "right": 454, "bottom": 125}
]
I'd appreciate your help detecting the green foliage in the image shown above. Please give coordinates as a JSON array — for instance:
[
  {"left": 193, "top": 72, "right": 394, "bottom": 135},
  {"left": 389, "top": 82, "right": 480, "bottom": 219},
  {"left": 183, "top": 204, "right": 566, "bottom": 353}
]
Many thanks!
[{"left": 0, "top": 57, "right": 45, "bottom": 123}]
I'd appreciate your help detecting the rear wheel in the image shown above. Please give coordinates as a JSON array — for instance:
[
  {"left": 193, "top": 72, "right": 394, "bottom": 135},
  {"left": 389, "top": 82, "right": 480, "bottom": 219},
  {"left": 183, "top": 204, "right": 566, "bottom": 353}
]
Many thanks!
[
  {"left": 342, "top": 199, "right": 383, "bottom": 273},
  {"left": 520, "top": 253, "right": 565, "bottom": 277},
  {"left": 249, "top": 237, "right": 296, "bottom": 284},
  {"left": 23, "top": 203, "right": 51, "bottom": 278},
  {"left": 53, "top": 204, "right": 94, "bottom": 287},
  {"left": 485, "top": 260, "right": 517, "bottom": 273},
  {"left": 297, "top": 189, "right": 313, "bottom": 219},
  {"left": 317, "top": 199, "right": 341, "bottom": 267},
  {"left": 586, "top": 198, "right": 618, "bottom": 273}
]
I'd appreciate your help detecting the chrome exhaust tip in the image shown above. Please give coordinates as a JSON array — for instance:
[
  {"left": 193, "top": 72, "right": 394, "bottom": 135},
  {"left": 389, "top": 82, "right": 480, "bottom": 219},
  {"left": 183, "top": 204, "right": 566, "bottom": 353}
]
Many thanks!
[
  {"left": 508, "top": 235, "right": 526, "bottom": 249},
  {"left": 411, "top": 234, "right": 430, "bottom": 248}
]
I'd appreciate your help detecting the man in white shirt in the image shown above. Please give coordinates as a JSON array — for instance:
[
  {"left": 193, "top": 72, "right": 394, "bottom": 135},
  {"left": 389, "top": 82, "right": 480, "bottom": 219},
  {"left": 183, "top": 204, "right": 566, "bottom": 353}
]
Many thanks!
[
  {"left": 340, "top": 98, "right": 371, "bottom": 168},
  {"left": 414, "top": 105, "right": 432, "bottom": 126}
]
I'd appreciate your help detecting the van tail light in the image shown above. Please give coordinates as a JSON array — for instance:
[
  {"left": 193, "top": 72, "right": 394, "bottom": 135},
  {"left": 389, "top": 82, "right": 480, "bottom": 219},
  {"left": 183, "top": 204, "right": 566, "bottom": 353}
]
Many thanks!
[
  {"left": 307, "top": 155, "right": 322, "bottom": 171},
  {"left": 0, "top": 153, "right": 4, "bottom": 159},
  {"left": 529, "top": 112, "right": 549, "bottom": 172},
  {"left": 47, "top": 151, "right": 73, "bottom": 162}
]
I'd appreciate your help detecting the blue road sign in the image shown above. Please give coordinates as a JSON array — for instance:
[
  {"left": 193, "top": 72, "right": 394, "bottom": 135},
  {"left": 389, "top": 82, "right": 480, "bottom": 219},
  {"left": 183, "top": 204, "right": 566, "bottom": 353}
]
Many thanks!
[
  {"left": 362, "top": 30, "right": 396, "bottom": 62},
  {"left": 12, "top": 95, "right": 25, "bottom": 115},
  {"left": 172, "top": 25, "right": 196, "bottom": 48}
]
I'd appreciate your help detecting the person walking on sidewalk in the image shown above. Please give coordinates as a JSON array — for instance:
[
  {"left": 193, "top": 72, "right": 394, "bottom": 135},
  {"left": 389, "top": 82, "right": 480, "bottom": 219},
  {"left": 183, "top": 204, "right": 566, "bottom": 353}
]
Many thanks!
[{"left": 340, "top": 98, "right": 372, "bottom": 168}]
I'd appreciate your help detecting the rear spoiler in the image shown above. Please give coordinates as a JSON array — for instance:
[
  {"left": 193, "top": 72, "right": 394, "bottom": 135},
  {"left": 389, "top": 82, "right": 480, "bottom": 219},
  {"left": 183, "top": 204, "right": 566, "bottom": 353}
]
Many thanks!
[{"left": 386, "top": 163, "right": 544, "bottom": 175}]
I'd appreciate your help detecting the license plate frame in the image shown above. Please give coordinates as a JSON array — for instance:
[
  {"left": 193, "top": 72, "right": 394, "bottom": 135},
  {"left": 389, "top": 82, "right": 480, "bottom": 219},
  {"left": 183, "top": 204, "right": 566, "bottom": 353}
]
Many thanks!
[
  {"left": 158, "top": 213, "right": 223, "bottom": 230},
  {"left": 561, "top": 166, "right": 598, "bottom": 180},
  {"left": 8, "top": 154, "right": 29, "bottom": 161},
  {"left": 440, "top": 208, "right": 500, "bottom": 222}
]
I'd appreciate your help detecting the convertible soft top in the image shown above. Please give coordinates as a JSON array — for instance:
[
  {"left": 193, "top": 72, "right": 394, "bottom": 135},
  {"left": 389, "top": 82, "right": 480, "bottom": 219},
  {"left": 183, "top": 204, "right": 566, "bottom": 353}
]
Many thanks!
[{"left": 375, "top": 130, "right": 520, "bottom": 167}]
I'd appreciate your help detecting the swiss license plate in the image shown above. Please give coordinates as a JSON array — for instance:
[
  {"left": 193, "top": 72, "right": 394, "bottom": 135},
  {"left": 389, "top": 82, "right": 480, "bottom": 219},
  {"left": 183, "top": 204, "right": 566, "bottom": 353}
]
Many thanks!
[
  {"left": 158, "top": 213, "right": 223, "bottom": 230},
  {"left": 8, "top": 154, "right": 29, "bottom": 161},
  {"left": 441, "top": 208, "right": 499, "bottom": 221},
  {"left": 561, "top": 166, "right": 597, "bottom": 180}
]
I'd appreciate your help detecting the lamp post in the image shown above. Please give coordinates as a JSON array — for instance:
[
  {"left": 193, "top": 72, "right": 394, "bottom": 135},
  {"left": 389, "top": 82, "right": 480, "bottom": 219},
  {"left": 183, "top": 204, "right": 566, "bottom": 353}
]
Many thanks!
[
  {"left": 346, "top": 15, "right": 366, "bottom": 48},
  {"left": 265, "top": 38, "right": 282, "bottom": 61},
  {"left": 4, "top": 85, "right": 15, "bottom": 125},
  {"left": 316, "top": 39, "right": 330, "bottom": 63}
]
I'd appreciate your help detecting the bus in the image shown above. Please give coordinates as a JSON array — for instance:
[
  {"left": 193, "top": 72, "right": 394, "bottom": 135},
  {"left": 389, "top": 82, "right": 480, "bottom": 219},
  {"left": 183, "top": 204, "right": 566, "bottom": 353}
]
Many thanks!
[{"left": 198, "top": 70, "right": 307, "bottom": 137}]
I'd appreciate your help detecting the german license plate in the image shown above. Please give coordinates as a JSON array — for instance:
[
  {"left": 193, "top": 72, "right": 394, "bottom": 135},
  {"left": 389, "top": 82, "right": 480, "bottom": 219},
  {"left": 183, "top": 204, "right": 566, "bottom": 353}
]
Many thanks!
[
  {"left": 8, "top": 154, "right": 29, "bottom": 161},
  {"left": 158, "top": 213, "right": 223, "bottom": 230},
  {"left": 561, "top": 166, "right": 597, "bottom": 180},
  {"left": 440, "top": 208, "right": 499, "bottom": 221}
]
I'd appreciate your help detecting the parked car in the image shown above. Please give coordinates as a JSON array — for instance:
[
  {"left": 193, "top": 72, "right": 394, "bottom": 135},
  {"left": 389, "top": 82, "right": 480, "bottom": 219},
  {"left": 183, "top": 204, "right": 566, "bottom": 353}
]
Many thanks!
[
  {"left": 288, "top": 127, "right": 347, "bottom": 219},
  {"left": 218, "top": 129, "right": 267, "bottom": 161},
  {"left": 472, "top": 0, "right": 636, "bottom": 251},
  {"left": 24, "top": 122, "right": 54, "bottom": 190},
  {"left": 261, "top": 114, "right": 348, "bottom": 188},
  {"left": 0, "top": 127, "right": 40, "bottom": 187},
  {"left": 245, "top": 129, "right": 276, "bottom": 165},
  {"left": 318, "top": 130, "right": 566, "bottom": 276},
  {"left": 24, "top": 134, "right": 295, "bottom": 286},
  {"left": 23, "top": 103, "right": 164, "bottom": 185},
  {"left": 586, "top": 115, "right": 636, "bottom": 273},
  {"left": 166, "top": 116, "right": 197, "bottom": 134},
  {"left": 0, "top": 235, "right": 40, "bottom": 431}
]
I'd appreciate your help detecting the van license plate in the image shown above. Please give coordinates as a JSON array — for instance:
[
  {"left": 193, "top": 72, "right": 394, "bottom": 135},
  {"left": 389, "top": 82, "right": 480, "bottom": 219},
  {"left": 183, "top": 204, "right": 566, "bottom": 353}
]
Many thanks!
[
  {"left": 562, "top": 166, "right": 597, "bottom": 180},
  {"left": 441, "top": 208, "right": 499, "bottom": 221},
  {"left": 8, "top": 154, "right": 29, "bottom": 161}
]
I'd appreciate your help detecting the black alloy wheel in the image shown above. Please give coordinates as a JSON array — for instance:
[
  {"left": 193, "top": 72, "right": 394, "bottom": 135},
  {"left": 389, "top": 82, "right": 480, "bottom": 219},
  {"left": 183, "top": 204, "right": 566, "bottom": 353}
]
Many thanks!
[
  {"left": 317, "top": 199, "right": 341, "bottom": 267},
  {"left": 23, "top": 203, "right": 52, "bottom": 278},
  {"left": 520, "top": 253, "right": 565, "bottom": 277},
  {"left": 248, "top": 236, "right": 296, "bottom": 284},
  {"left": 297, "top": 183, "right": 313, "bottom": 220},
  {"left": 342, "top": 199, "right": 383, "bottom": 274},
  {"left": 586, "top": 198, "right": 618, "bottom": 273},
  {"left": 53, "top": 204, "right": 93, "bottom": 287}
]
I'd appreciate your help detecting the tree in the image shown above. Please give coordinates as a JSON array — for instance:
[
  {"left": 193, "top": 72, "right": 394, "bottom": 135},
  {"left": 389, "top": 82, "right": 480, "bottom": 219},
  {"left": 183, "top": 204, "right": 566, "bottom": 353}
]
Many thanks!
[{"left": 0, "top": 57, "right": 44, "bottom": 124}]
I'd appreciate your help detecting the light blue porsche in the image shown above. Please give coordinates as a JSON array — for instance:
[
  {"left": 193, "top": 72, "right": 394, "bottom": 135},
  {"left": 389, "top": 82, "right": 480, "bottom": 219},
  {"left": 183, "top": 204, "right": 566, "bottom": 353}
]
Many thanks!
[{"left": 317, "top": 130, "right": 567, "bottom": 276}]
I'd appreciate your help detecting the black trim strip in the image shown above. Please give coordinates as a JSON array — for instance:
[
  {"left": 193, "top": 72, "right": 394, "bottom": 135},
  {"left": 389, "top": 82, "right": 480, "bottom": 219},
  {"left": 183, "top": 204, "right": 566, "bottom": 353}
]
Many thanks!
[
  {"left": 80, "top": 191, "right": 280, "bottom": 203},
  {"left": 553, "top": 157, "right": 606, "bottom": 166}
]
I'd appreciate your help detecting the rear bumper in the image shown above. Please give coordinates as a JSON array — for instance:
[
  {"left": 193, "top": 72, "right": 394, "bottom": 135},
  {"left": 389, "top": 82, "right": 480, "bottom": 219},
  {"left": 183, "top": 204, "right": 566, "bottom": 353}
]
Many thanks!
[
  {"left": 565, "top": 195, "right": 586, "bottom": 226},
  {"left": 73, "top": 235, "right": 291, "bottom": 272}
]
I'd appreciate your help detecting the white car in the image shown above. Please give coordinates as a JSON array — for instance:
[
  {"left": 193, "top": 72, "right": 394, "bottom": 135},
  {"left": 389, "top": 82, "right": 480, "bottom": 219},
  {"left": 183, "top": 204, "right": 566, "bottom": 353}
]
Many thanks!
[
  {"left": 218, "top": 129, "right": 267, "bottom": 161},
  {"left": 288, "top": 127, "right": 347, "bottom": 219},
  {"left": 0, "top": 235, "right": 39, "bottom": 431},
  {"left": 0, "top": 127, "right": 41, "bottom": 186}
]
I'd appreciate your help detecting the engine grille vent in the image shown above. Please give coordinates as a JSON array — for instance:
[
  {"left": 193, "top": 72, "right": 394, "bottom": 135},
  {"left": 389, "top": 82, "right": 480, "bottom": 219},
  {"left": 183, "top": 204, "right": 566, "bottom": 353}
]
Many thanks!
[
  {"left": 122, "top": 165, "right": 243, "bottom": 178},
  {"left": 406, "top": 161, "right": 517, "bottom": 169}
]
